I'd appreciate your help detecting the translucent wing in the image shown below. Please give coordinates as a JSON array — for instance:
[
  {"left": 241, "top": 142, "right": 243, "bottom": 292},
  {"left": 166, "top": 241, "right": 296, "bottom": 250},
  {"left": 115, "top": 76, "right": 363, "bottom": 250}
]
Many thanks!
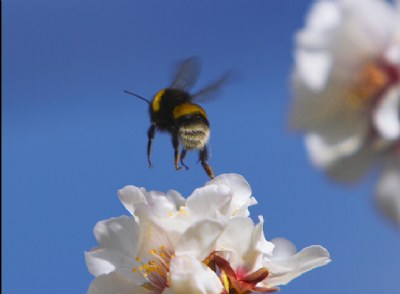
[
  {"left": 191, "top": 69, "right": 236, "bottom": 103},
  {"left": 170, "top": 56, "right": 201, "bottom": 91}
]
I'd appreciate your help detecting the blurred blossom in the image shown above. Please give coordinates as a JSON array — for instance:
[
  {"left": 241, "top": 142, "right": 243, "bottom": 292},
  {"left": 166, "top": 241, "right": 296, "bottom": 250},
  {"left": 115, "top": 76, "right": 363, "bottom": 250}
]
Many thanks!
[
  {"left": 85, "top": 174, "right": 330, "bottom": 293},
  {"left": 291, "top": 0, "right": 400, "bottom": 226}
]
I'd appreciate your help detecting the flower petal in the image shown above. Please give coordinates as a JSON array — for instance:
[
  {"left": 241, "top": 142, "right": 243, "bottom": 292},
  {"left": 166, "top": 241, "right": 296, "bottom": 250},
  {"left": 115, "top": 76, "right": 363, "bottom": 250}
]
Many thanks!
[
  {"left": 373, "top": 85, "right": 400, "bottom": 140},
  {"left": 270, "top": 238, "right": 297, "bottom": 260},
  {"left": 93, "top": 216, "right": 140, "bottom": 258},
  {"left": 305, "top": 129, "right": 365, "bottom": 169},
  {"left": 117, "top": 185, "right": 147, "bottom": 216},
  {"left": 325, "top": 146, "right": 375, "bottom": 183},
  {"left": 186, "top": 185, "right": 232, "bottom": 219},
  {"left": 176, "top": 220, "right": 224, "bottom": 261},
  {"left": 205, "top": 173, "right": 257, "bottom": 217},
  {"left": 263, "top": 245, "right": 331, "bottom": 287},
  {"left": 168, "top": 255, "right": 223, "bottom": 294},
  {"left": 217, "top": 217, "right": 274, "bottom": 270},
  {"left": 375, "top": 160, "right": 400, "bottom": 227},
  {"left": 294, "top": 50, "right": 332, "bottom": 92},
  {"left": 206, "top": 173, "right": 252, "bottom": 200},
  {"left": 216, "top": 217, "right": 255, "bottom": 269},
  {"left": 118, "top": 186, "right": 180, "bottom": 219},
  {"left": 88, "top": 272, "right": 150, "bottom": 294}
]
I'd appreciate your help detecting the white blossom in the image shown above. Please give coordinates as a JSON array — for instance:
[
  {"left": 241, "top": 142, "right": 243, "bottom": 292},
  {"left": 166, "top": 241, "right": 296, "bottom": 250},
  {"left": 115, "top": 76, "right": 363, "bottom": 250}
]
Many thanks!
[{"left": 86, "top": 174, "right": 330, "bottom": 293}]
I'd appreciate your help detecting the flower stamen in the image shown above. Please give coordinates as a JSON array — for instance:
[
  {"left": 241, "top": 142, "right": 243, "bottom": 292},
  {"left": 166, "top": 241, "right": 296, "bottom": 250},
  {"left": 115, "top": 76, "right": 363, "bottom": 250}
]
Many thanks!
[{"left": 131, "top": 246, "right": 173, "bottom": 290}]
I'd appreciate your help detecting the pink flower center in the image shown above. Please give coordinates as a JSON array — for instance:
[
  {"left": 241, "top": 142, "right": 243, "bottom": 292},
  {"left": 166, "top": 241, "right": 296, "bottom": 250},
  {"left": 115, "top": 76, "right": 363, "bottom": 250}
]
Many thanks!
[{"left": 213, "top": 254, "right": 277, "bottom": 294}]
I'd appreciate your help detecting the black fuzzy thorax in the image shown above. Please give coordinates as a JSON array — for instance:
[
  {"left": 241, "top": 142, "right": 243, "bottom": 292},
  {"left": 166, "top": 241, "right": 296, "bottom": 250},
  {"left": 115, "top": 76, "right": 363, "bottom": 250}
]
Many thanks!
[{"left": 149, "top": 89, "right": 191, "bottom": 131}]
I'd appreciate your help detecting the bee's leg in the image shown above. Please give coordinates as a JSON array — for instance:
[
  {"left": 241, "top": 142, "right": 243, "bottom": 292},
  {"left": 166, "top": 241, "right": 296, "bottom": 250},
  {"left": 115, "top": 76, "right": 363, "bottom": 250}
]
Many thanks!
[
  {"left": 147, "top": 124, "right": 156, "bottom": 168},
  {"left": 199, "top": 146, "right": 214, "bottom": 179},
  {"left": 180, "top": 149, "right": 189, "bottom": 170},
  {"left": 172, "top": 132, "right": 182, "bottom": 171}
]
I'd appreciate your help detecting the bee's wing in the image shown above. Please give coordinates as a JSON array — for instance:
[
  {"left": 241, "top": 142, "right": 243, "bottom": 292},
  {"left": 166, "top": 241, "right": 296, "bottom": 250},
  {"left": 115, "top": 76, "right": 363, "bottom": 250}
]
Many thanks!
[
  {"left": 191, "top": 70, "right": 235, "bottom": 103},
  {"left": 170, "top": 56, "right": 201, "bottom": 91}
]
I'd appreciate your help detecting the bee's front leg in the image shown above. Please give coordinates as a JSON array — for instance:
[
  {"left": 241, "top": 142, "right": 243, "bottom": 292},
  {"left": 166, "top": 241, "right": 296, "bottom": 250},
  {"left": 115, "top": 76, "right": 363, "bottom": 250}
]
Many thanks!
[
  {"left": 180, "top": 148, "right": 189, "bottom": 170},
  {"left": 147, "top": 124, "right": 156, "bottom": 168}
]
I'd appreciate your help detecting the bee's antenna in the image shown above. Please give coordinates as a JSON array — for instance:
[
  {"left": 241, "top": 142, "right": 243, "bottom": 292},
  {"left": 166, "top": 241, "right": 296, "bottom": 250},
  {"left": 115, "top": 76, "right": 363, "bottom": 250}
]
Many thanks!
[{"left": 124, "top": 90, "right": 151, "bottom": 104}]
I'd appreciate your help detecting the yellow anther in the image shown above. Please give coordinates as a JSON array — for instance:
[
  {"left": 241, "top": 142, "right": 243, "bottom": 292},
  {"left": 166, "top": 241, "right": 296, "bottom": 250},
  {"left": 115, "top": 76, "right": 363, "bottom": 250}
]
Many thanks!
[
  {"left": 221, "top": 272, "right": 230, "bottom": 292},
  {"left": 132, "top": 268, "right": 137, "bottom": 273},
  {"left": 150, "top": 249, "right": 157, "bottom": 255},
  {"left": 136, "top": 257, "right": 141, "bottom": 262},
  {"left": 178, "top": 206, "right": 188, "bottom": 215},
  {"left": 143, "top": 264, "right": 152, "bottom": 271}
]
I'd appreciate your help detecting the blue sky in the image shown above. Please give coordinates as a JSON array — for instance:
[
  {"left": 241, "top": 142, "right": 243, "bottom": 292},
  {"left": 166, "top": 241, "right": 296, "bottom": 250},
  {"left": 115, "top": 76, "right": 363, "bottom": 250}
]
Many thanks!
[{"left": 3, "top": 1, "right": 400, "bottom": 293}]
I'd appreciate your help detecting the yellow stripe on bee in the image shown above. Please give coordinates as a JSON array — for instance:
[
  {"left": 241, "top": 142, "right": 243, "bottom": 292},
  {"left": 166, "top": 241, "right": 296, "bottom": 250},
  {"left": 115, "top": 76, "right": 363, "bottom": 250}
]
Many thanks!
[
  {"left": 152, "top": 89, "right": 165, "bottom": 112},
  {"left": 173, "top": 103, "right": 207, "bottom": 119}
]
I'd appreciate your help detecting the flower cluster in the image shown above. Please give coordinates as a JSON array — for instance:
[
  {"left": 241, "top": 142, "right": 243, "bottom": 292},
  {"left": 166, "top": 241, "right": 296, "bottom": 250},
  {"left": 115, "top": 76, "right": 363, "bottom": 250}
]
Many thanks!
[
  {"left": 291, "top": 0, "right": 400, "bottom": 226},
  {"left": 85, "top": 174, "right": 330, "bottom": 294}
]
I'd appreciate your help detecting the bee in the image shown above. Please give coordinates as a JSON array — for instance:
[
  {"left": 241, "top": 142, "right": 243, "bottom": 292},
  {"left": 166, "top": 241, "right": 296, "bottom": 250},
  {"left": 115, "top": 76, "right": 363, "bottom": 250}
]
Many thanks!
[{"left": 125, "top": 57, "right": 230, "bottom": 179}]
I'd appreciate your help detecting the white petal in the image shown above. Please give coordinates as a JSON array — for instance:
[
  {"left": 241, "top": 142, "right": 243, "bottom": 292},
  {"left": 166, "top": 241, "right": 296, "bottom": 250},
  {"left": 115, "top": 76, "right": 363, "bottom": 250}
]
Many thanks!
[
  {"left": 291, "top": 75, "right": 362, "bottom": 132},
  {"left": 88, "top": 273, "right": 150, "bottom": 294},
  {"left": 216, "top": 217, "right": 255, "bottom": 269},
  {"left": 93, "top": 216, "right": 140, "bottom": 258},
  {"left": 206, "top": 173, "right": 252, "bottom": 199},
  {"left": 296, "top": 1, "right": 341, "bottom": 50},
  {"left": 336, "top": 0, "right": 397, "bottom": 57},
  {"left": 85, "top": 249, "right": 144, "bottom": 283},
  {"left": 205, "top": 173, "right": 257, "bottom": 217},
  {"left": 373, "top": 85, "right": 400, "bottom": 140},
  {"left": 295, "top": 50, "right": 332, "bottom": 92},
  {"left": 375, "top": 160, "right": 400, "bottom": 227},
  {"left": 217, "top": 217, "right": 274, "bottom": 270},
  {"left": 168, "top": 256, "right": 223, "bottom": 294},
  {"left": 270, "top": 238, "right": 297, "bottom": 260},
  {"left": 263, "top": 245, "right": 330, "bottom": 287},
  {"left": 325, "top": 145, "right": 376, "bottom": 183},
  {"left": 186, "top": 185, "right": 231, "bottom": 218},
  {"left": 87, "top": 217, "right": 145, "bottom": 282},
  {"left": 305, "top": 127, "right": 366, "bottom": 169},
  {"left": 176, "top": 220, "right": 224, "bottom": 261},
  {"left": 118, "top": 186, "right": 179, "bottom": 219},
  {"left": 385, "top": 41, "right": 400, "bottom": 64},
  {"left": 166, "top": 190, "right": 186, "bottom": 208},
  {"left": 253, "top": 216, "right": 275, "bottom": 256},
  {"left": 135, "top": 215, "right": 176, "bottom": 257},
  {"left": 85, "top": 249, "right": 116, "bottom": 277},
  {"left": 117, "top": 185, "right": 147, "bottom": 215}
]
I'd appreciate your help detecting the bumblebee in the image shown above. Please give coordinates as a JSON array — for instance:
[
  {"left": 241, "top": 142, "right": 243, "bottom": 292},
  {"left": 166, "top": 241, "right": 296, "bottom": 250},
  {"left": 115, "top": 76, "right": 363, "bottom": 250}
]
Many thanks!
[{"left": 125, "top": 57, "right": 230, "bottom": 179}]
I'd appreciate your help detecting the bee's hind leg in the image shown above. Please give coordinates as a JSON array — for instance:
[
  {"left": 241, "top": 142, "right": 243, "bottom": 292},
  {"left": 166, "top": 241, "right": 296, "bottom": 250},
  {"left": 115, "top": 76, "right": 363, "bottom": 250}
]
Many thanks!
[{"left": 199, "top": 146, "right": 214, "bottom": 179}]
